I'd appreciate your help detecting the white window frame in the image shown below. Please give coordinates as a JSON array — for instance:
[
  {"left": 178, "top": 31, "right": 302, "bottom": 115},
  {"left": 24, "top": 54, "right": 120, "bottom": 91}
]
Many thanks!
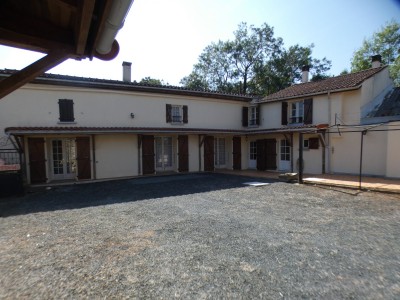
[
  {"left": 249, "top": 106, "right": 258, "bottom": 126},
  {"left": 289, "top": 101, "right": 304, "bottom": 124},
  {"left": 214, "top": 137, "right": 226, "bottom": 167},
  {"left": 171, "top": 105, "right": 183, "bottom": 124},
  {"left": 303, "top": 139, "right": 309, "bottom": 149}
]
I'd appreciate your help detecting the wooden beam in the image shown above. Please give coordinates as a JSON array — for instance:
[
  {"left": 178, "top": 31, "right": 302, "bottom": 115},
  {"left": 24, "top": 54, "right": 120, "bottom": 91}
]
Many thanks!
[
  {"left": 75, "top": 0, "right": 96, "bottom": 55},
  {"left": 0, "top": 7, "right": 75, "bottom": 54},
  {"left": 0, "top": 51, "right": 71, "bottom": 100}
]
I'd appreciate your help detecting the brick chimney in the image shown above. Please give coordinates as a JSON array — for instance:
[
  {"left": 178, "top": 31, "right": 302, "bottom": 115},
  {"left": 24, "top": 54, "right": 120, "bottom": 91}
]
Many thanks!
[
  {"left": 371, "top": 55, "right": 382, "bottom": 68},
  {"left": 122, "top": 61, "right": 132, "bottom": 82},
  {"left": 302, "top": 65, "right": 310, "bottom": 83}
]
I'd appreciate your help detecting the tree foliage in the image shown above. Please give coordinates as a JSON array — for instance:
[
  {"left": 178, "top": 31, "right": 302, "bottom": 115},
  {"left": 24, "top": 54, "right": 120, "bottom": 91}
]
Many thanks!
[
  {"left": 139, "top": 77, "right": 165, "bottom": 85},
  {"left": 351, "top": 20, "right": 400, "bottom": 86},
  {"left": 180, "top": 22, "right": 331, "bottom": 95}
]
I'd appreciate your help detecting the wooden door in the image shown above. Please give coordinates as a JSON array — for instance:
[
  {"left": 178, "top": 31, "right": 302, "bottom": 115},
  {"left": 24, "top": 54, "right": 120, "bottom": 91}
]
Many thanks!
[
  {"left": 203, "top": 136, "right": 214, "bottom": 172},
  {"left": 265, "top": 139, "right": 277, "bottom": 170},
  {"left": 142, "top": 135, "right": 155, "bottom": 175},
  {"left": 28, "top": 137, "right": 46, "bottom": 183},
  {"left": 232, "top": 136, "right": 241, "bottom": 170},
  {"left": 178, "top": 135, "right": 189, "bottom": 172},
  {"left": 76, "top": 137, "right": 91, "bottom": 180},
  {"left": 256, "top": 139, "right": 266, "bottom": 171}
]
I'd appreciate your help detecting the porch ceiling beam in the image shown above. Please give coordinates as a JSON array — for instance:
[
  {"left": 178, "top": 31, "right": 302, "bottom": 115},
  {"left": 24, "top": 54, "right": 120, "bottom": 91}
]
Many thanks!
[
  {"left": 0, "top": 7, "right": 75, "bottom": 54},
  {"left": 74, "top": 0, "right": 96, "bottom": 55},
  {"left": 0, "top": 51, "right": 71, "bottom": 100}
]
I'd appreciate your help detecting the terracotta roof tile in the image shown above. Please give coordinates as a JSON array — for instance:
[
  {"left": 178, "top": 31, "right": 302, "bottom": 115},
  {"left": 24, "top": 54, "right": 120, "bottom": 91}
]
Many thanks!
[{"left": 261, "top": 66, "right": 387, "bottom": 102}]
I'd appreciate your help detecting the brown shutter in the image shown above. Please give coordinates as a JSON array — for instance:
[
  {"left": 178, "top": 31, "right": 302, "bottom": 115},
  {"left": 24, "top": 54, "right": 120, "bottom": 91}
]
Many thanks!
[
  {"left": 242, "top": 107, "right": 248, "bottom": 127},
  {"left": 178, "top": 135, "right": 189, "bottom": 172},
  {"left": 59, "top": 99, "right": 74, "bottom": 122},
  {"left": 232, "top": 136, "right": 241, "bottom": 170},
  {"left": 203, "top": 136, "right": 214, "bottom": 171},
  {"left": 166, "top": 104, "right": 172, "bottom": 123},
  {"left": 76, "top": 137, "right": 91, "bottom": 180},
  {"left": 183, "top": 105, "right": 188, "bottom": 123},
  {"left": 28, "top": 138, "right": 46, "bottom": 183},
  {"left": 309, "top": 137, "right": 319, "bottom": 149},
  {"left": 281, "top": 102, "right": 288, "bottom": 125},
  {"left": 256, "top": 139, "right": 266, "bottom": 171},
  {"left": 256, "top": 106, "right": 260, "bottom": 125},
  {"left": 304, "top": 98, "right": 313, "bottom": 124},
  {"left": 142, "top": 135, "right": 155, "bottom": 174},
  {"left": 265, "top": 139, "right": 277, "bottom": 170}
]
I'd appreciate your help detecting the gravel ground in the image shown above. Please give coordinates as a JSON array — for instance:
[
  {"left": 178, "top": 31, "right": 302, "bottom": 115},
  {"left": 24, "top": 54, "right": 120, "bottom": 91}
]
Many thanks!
[{"left": 1, "top": 173, "right": 400, "bottom": 299}]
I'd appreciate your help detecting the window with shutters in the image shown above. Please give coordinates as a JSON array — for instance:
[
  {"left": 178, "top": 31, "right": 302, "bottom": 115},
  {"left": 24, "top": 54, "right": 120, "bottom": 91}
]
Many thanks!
[
  {"left": 290, "top": 101, "right": 304, "bottom": 124},
  {"left": 58, "top": 99, "right": 75, "bottom": 122},
  {"left": 166, "top": 104, "right": 188, "bottom": 124},
  {"left": 282, "top": 98, "right": 313, "bottom": 125},
  {"left": 249, "top": 106, "right": 258, "bottom": 126},
  {"left": 242, "top": 106, "right": 259, "bottom": 127}
]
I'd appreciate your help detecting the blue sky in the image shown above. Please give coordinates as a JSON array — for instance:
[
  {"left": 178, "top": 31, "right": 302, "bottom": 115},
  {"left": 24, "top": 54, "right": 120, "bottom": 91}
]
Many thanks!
[{"left": 0, "top": 0, "right": 399, "bottom": 85}]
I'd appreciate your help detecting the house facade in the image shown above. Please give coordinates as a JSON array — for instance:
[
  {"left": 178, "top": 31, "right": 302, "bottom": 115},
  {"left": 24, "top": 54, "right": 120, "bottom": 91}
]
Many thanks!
[{"left": 0, "top": 59, "right": 399, "bottom": 185}]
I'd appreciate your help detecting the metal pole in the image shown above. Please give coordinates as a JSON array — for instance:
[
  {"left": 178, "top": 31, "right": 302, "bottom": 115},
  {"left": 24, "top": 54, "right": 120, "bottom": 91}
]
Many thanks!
[{"left": 298, "top": 132, "right": 303, "bottom": 184}]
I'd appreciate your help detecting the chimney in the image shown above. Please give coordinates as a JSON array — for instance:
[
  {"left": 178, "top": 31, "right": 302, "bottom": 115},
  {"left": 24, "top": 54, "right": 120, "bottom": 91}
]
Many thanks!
[
  {"left": 122, "top": 61, "right": 132, "bottom": 82},
  {"left": 302, "top": 65, "right": 310, "bottom": 83},
  {"left": 371, "top": 55, "right": 382, "bottom": 68}
]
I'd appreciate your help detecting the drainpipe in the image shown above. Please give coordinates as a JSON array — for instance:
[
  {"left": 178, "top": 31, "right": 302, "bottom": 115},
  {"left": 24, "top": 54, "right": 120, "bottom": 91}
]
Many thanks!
[
  {"left": 94, "top": 0, "right": 134, "bottom": 60},
  {"left": 327, "top": 91, "right": 332, "bottom": 173},
  {"left": 298, "top": 133, "right": 304, "bottom": 184},
  {"left": 359, "top": 130, "right": 367, "bottom": 190}
]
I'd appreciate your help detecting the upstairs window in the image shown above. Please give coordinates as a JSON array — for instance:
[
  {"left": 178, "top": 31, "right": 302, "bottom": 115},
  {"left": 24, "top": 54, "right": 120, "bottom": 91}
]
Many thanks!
[
  {"left": 242, "top": 106, "right": 260, "bottom": 127},
  {"left": 290, "top": 101, "right": 304, "bottom": 124},
  {"left": 58, "top": 99, "right": 74, "bottom": 122},
  {"left": 281, "top": 99, "right": 313, "bottom": 125},
  {"left": 166, "top": 104, "right": 188, "bottom": 124}
]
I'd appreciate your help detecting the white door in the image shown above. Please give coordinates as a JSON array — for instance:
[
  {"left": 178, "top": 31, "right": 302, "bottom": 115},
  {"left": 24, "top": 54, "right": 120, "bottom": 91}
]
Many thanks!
[
  {"left": 279, "top": 139, "right": 291, "bottom": 171},
  {"left": 214, "top": 138, "right": 226, "bottom": 168},
  {"left": 248, "top": 141, "right": 257, "bottom": 169},
  {"left": 155, "top": 137, "right": 174, "bottom": 171},
  {"left": 51, "top": 138, "right": 77, "bottom": 180}
]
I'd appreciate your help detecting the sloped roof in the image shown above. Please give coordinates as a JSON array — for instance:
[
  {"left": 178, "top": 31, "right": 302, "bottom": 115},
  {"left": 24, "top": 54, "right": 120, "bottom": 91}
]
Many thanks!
[
  {"left": 366, "top": 87, "right": 400, "bottom": 118},
  {"left": 261, "top": 66, "right": 387, "bottom": 102},
  {"left": 0, "top": 69, "right": 253, "bottom": 102}
]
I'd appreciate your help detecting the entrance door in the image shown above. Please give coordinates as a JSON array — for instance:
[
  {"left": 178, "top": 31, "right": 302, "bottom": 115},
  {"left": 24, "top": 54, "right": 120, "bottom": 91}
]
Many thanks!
[
  {"left": 28, "top": 137, "right": 46, "bottom": 183},
  {"left": 178, "top": 135, "right": 189, "bottom": 172},
  {"left": 279, "top": 139, "right": 291, "bottom": 171},
  {"left": 203, "top": 136, "right": 214, "bottom": 171},
  {"left": 155, "top": 137, "right": 173, "bottom": 171},
  {"left": 256, "top": 139, "right": 277, "bottom": 171},
  {"left": 142, "top": 135, "right": 155, "bottom": 175},
  {"left": 232, "top": 136, "right": 241, "bottom": 170},
  {"left": 214, "top": 137, "right": 226, "bottom": 168},
  {"left": 76, "top": 137, "right": 91, "bottom": 180},
  {"left": 51, "top": 138, "right": 76, "bottom": 180},
  {"left": 248, "top": 141, "right": 257, "bottom": 169}
]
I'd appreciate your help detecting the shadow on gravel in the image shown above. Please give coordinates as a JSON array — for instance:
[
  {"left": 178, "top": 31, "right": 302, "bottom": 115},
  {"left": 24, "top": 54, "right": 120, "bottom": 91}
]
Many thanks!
[{"left": 0, "top": 173, "right": 279, "bottom": 217}]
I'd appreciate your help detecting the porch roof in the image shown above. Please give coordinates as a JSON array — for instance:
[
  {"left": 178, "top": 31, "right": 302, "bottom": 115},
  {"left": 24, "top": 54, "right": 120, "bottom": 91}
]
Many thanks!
[{"left": 5, "top": 125, "right": 318, "bottom": 136}]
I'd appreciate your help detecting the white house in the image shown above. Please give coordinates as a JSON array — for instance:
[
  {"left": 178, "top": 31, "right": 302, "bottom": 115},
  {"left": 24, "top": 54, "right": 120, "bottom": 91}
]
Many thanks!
[{"left": 0, "top": 57, "right": 399, "bottom": 185}]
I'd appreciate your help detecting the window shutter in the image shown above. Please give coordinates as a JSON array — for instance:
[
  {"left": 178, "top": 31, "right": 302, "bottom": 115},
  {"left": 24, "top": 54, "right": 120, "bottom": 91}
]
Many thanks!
[
  {"left": 183, "top": 105, "right": 188, "bottom": 123},
  {"left": 166, "top": 104, "right": 172, "bottom": 123},
  {"left": 309, "top": 137, "right": 319, "bottom": 149},
  {"left": 242, "top": 107, "right": 248, "bottom": 127},
  {"left": 281, "top": 102, "right": 288, "bottom": 125},
  {"left": 304, "top": 98, "right": 313, "bottom": 124},
  {"left": 256, "top": 106, "right": 260, "bottom": 125},
  {"left": 59, "top": 99, "right": 74, "bottom": 122}
]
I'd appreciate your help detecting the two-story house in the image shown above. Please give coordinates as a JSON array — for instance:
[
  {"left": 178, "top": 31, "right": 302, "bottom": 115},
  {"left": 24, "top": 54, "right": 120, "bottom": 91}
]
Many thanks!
[{"left": 1, "top": 56, "right": 399, "bottom": 185}]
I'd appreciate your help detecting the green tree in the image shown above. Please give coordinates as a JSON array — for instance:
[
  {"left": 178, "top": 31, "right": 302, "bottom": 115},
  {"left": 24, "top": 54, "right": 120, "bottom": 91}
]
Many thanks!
[
  {"left": 351, "top": 20, "right": 400, "bottom": 86},
  {"left": 181, "top": 22, "right": 331, "bottom": 95},
  {"left": 139, "top": 77, "right": 166, "bottom": 85}
]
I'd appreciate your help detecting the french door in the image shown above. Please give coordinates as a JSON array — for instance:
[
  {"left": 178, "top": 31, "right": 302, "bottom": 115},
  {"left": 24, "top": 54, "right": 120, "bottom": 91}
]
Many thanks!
[
  {"left": 214, "top": 137, "right": 226, "bottom": 168},
  {"left": 279, "top": 139, "right": 291, "bottom": 171},
  {"left": 51, "top": 138, "right": 77, "bottom": 180},
  {"left": 155, "top": 137, "right": 174, "bottom": 171}
]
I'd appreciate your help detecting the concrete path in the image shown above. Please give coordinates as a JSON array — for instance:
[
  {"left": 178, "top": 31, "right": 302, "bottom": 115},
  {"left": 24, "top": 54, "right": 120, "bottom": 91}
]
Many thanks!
[{"left": 216, "top": 170, "right": 400, "bottom": 193}]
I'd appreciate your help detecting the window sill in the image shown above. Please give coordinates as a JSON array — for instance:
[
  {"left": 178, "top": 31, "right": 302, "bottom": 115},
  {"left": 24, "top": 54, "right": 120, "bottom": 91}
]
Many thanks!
[
  {"left": 57, "top": 121, "right": 77, "bottom": 124},
  {"left": 170, "top": 122, "right": 185, "bottom": 126},
  {"left": 248, "top": 124, "right": 259, "bottom": 128},
  {"left": 288, "top": 122, "right": 304, "bottom": 126}
]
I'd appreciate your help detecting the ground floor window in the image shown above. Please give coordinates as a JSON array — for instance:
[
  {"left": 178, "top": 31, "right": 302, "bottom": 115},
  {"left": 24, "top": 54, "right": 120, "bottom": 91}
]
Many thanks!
[
  {"left": 51, "top": 138, "right": 76, "bottom": 179},
  {"left": 155, "top": 136, "right": 173, "bottom": 170},
  {"left": 250, "top": 141, "right": 257, "bottom": 160},
  {"left": 280, "top": 139, "right": 290, "bottom": 161},
  {"left": 214, "top": 138, "right": 226, "bottom": 167}
]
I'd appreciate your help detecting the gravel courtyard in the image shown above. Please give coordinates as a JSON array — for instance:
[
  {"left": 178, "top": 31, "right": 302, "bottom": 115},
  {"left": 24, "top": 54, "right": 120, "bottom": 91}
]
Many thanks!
[{"left": 1, "top": 173, "right": 399, "bottom": 299}]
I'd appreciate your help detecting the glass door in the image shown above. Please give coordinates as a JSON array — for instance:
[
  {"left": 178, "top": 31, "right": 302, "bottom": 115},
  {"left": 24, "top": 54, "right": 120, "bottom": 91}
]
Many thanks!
[
  {"left": 51, "top": 138, "right": 77, "bottom": 180},
  {"left": 155, "top": 137, "right": 174, "bottom": 171},
  {"left": 279, "top": 139, "right": 291, "bottom": 171}
]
